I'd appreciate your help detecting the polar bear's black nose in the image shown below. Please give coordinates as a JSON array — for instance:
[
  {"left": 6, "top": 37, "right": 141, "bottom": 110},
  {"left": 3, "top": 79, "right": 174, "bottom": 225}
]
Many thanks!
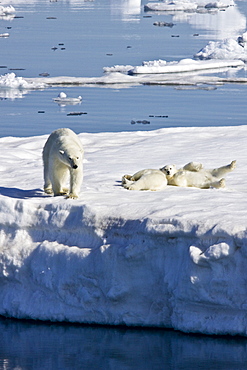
[{"left": 73, "top": 165, "right": 78, "bottom": 169}]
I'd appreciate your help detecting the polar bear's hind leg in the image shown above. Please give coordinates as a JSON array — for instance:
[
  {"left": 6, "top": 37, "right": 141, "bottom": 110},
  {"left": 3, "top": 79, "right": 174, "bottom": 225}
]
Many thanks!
[{"left": 211, "top": 160, "right": 236, "bottom": 178}]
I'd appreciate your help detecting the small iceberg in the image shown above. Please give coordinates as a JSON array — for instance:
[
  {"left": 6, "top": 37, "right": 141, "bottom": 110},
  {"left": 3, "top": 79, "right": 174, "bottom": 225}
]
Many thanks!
[
  {"left": 195, "top": 33, "right": 247, "bottom": 62},
  {"left": 53, "top": 92, "right": 82, "bottom": 106},
  {"left": 0, "top": 5, "right": 15, "bottom": 16},
  {"left": 0, "top": 73, "right": 45, "bottom": 90}
]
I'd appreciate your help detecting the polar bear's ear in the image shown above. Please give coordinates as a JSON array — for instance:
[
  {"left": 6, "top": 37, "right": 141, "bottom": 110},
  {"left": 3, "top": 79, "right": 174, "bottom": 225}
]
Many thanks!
[{"left": 59, "top": 150, "right": 65, "bottom": 155}]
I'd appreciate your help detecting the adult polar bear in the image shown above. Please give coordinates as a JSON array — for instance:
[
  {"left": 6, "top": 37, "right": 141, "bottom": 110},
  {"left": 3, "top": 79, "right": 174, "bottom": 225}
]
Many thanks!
[
  {"left": 43, "top": 128, "right": 84, "bottom": 199},
  {"left": 162, "top": 160, "right": 236, "bottom": 189},
  {"left": 122, "top": 161, "right": 236, "bottom": 190}
]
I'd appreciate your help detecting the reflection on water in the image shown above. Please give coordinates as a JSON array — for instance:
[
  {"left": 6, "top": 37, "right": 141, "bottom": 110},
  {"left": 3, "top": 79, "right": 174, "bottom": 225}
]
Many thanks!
[
  {"left": 1, "top": 317, "right": 247, "bottom": 370},
  {"left": 110, "top": 0, "right": 141, "bottom": 22},
  {"left": 173, "top": 5, "right": 246, "bottom": 39}
]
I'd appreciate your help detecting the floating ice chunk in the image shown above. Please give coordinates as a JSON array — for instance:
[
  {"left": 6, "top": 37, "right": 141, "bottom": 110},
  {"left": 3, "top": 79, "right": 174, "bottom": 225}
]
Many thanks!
[
  {"left": 103, "top": 65, "right": 134, "bottom": 73},
  {"left": 144, "top": 1, "right": 198, "bottom": 12},
  {"left": 204, "top": 1, "right": 230, "bottom": 8},
  {"left": 53, "top": 92, "right": 82, "bottom": 105},
  {"left": 195, "top": 38, "right": 247, "bottom": 62},
  {"left": 0, "top": 73, "right": 45, "bottom": 89},
  {"left": 0, "top": 5, "right": 15, "bottom": 15},
  {"left": 144, "top": 0, "right": 233, "bottom": 11}
]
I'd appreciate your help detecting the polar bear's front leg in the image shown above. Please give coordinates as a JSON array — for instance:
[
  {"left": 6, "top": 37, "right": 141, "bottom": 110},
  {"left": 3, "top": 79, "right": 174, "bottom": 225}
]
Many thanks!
[
  {"left": 67, "top": 167, "right": 83, "bottom": 199},
  {"left": 51, "top": 165, "right": 69, "bottom": 196},
  {"left": 183, "top": 162, "right": 203, "bottom": 172},
  {"left": 43, "top": 162, "right": 53, "bottom": 194},
  {"left": 122, "top": 174, "right": 133, "bottom": 185}
]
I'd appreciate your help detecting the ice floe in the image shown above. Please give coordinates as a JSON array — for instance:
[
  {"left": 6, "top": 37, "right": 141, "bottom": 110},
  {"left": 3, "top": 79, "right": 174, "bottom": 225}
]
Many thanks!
[
  {"left": 0, "top": 125, "right": 247, "bottom": 335},
  {"left": 128, "top": 58, "right": 244, "bottom": 74},
  {"left": 195, "top": 36, "right": 247, "bottom": 62},
  {"left": 53, "top": 92, "right": 82, "bottom": 106},
  {"left": 0, "top": 5, "right": 15, "bottom": 15},
  {"left": 0, "top": 73, "right": 45, "bottom": 90},
  {"left": 144, "top": 0, "right": 234, "bottom": 12}
]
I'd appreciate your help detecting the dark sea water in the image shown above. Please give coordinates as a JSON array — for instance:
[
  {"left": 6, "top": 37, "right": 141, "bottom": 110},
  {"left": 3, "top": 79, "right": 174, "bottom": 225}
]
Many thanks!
[
  {"left": 1, "top": 317, "right": 247, "bottom": 370},
  {"left": 1, "top": 0, "right": 247, "bottom": 369}
]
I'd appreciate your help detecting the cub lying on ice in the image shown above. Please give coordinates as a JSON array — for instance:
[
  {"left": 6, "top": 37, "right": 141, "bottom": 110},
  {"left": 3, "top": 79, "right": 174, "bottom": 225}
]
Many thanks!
[
  {"left": 43, "top": 128, "right": 84, "bottom": 199},
  {"left": 163, "top": 160, "right": 236, "bottom": 189},
  {"left": 122, "top": 161, "right": 236, "bottom": 191},
  {"left": 122, "top": 169, "right": 168, "bottom": 191}
]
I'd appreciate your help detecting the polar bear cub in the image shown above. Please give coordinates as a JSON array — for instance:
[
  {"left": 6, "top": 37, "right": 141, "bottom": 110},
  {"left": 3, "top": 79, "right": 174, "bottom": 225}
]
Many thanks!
[
  {"left": 43, "top": 128, "right": 84, "bottom": 199},
  {"left": 122, "top": 169, "right": 168, "bottom": 191},
  {"left": 162, "top": 160, "right": 236, "bottom": 189}
]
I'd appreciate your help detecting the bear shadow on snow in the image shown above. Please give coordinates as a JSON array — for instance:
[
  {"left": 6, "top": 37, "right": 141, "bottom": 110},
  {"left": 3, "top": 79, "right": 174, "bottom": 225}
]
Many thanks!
[{"left": 0, "top": 187, "right": 45, "bottom": 199}]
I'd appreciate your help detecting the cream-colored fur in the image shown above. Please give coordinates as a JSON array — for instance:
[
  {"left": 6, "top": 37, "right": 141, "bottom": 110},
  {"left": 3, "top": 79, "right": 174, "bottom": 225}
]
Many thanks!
[
  {"left": 122, "top": 169, "right": 167, "bottom": 191},
  {"left": 161, "top": 160, "right": 236, "bottom": 189},
  {"left": 43, "top": 128, "right": 84, "bottom": 199}
]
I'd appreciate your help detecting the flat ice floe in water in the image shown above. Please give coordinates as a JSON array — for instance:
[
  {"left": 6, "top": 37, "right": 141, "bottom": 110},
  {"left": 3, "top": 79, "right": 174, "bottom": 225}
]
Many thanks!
[
  {"left": 0, "top": 126, "right": 247, "bottom": 336},
  {"left": 144, "top": 0, "right": 234, "bottom": 12},
  {"left": 1, "top": 31, "right": 247, "bottom": 91},
  {"left": 1, "top": 57, "right": 246, "bottom": 91},
  {"left": 53, "top": 92, "right": 82, "bottom": 106},
  {"left": 127, "top": 58, "right": 244, "bottom": 74}
]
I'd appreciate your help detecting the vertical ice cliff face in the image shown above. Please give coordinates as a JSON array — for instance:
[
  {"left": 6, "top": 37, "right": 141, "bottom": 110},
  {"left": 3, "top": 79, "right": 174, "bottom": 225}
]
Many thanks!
[{"left": 0, "top": 195, "right": 246, "bottom": 336}]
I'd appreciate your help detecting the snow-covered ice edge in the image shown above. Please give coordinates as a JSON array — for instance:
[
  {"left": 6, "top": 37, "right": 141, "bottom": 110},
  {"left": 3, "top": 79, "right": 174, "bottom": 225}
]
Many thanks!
[
  {"left": 0, "top": 126, "right": 247, "bottom": 336},
  {"left": 0, "top": 58, "right": 246, "bottom": 91}
]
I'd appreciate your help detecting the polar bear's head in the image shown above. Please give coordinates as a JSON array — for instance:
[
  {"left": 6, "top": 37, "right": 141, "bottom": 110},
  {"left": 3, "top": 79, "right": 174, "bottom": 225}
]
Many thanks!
[
  {"left": 59, "top": 149, "right": 83, "bottom": 169},
  {"left": 161, "top": 164, "right": 177, "bottom": 178}
]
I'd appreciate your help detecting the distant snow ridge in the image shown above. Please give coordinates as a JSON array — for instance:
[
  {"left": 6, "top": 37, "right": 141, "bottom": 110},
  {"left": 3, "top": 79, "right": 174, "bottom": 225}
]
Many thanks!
[
  {"left": 195, "top": 35, "right": 247, "bottom": 62},
  {"left": 103, "top": 65, "right": 134, "bottom": 73},
  {"left": 144, "top": 0, "right": 234, "bottom": 12},
  {"left": 0, "top": 73, "right": 46, "bottom": 89}
]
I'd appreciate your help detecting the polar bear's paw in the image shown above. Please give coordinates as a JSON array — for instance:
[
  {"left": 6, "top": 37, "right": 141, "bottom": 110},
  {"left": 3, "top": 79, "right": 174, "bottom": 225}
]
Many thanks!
[
  {"left": 230, "top": 160, "right": 236, "bottom": 170},
  {"left": 66, "top": 193, "right": 79, "bottom": 199},
  {"left": 219, "top": 178, "right": 226, "bottom": 188},
  {"left": 61, "top": 188, "right": 69, "bottom": 194},
  {"left": 183, "top": 162, "right": 203, "bottom": 172},
  {"left": 122, "top": 175, "right": 132, "bottom": 184},
  {"left": 123, "top": 181, "right": 133, "bottom": 189},
  {"left": 44, "top": 187, "right": 53, "bottom": 195},
  {"left": 212, "top": 178, "right": 226, "bottom": 189}
]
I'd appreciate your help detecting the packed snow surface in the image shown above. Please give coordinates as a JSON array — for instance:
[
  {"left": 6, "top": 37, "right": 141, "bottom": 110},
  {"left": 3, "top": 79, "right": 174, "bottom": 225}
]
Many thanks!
[{"left": 0, "top": 126, "right": 247, "bottom": 336}]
